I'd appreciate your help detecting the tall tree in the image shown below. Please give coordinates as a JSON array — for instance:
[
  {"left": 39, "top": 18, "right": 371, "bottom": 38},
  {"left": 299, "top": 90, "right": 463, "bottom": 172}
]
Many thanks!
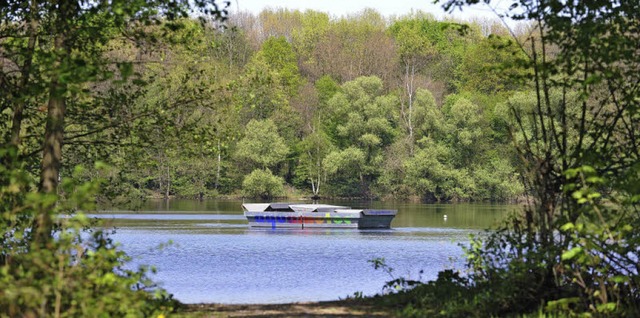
[
  {"left": 0, "top": 0, "right": 227, "bottom": 242},
  {"left": 235, "top": 119, "right": 289, "bottom": 171},
  {"left": 324, "top": 76, "right": 397, "bottom": 196},
  {"left": 297, "top": 128, "right": 333, "bottom": 198},
  {"left": 389, "top": 14, "right": 439, "bottom": 154},
  {"left": 433, "top": 0, "right": 640, "bottom": 314},
  {"left": 290, "top": 78, "right": 338, "bottom": 197},
  {"left": 257, "top": 36, "right": 302, "bottom": 96},
  {"left": 291, "top": 10, "right": 331, "bottom": 81},
  {"left": 309, "top": 9, "right": 396, "bottom": 84}
]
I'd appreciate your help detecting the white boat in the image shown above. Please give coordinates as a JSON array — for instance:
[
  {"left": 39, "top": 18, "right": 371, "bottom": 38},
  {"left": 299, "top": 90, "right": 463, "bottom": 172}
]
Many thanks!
[{"left": 242, "top": 203, "right": 397, "bottom": 229}]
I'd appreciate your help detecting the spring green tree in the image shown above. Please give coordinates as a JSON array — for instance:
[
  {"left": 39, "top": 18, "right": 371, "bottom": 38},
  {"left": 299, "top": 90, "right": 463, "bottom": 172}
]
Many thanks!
[
  {"left": 323, "top": 76, "right": 397, "bottom": 196},
  {"left": 291, "top": 10, "right": 331, "bottom": 80},
  {"left": 296, "top": 128, "right": 334, "bottom": 198},
  {"left": 389, "top": 14, "right": 443, "bottom": 154},
  {"left": 386, "top": 0, "right": 640, "bottom": 316},
  {"left": 0, "top": 0, "right": 227, "bottom": 315},
  {"left": 257, "top": 36, "right": 302, "bottom": 95},
  {"left": 235, "top": 119, "right": 289, "bottom": 171},
  {"left": 456, "top": 34, "right": 529, "bottom": 95},
  {"left": 242, "top": 168, "right": 285, "bottom": 199},
  {"left": 378, "top": 88, "right": 441, "bottom": 198}
]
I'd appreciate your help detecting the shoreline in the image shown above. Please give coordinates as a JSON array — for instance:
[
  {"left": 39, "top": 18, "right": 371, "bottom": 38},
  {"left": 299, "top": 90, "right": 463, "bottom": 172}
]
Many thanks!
[{"left": 175, "top": 299, "right": 395, "bottom": 317}]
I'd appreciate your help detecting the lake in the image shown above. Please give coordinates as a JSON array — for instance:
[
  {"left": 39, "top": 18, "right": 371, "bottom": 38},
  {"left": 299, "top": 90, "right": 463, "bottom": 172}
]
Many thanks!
[{"left": 94, "top": 199, "right": 517, "bottom": 304}]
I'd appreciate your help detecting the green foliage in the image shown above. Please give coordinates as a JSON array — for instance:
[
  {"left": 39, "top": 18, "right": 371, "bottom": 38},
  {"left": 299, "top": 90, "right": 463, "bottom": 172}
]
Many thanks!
[
  {"left": 411, "top": 89, "right": 442, "bottom": 140},
  {"left": 323, "top": 147, "right": 367, "bottom": 197},
  {"left": 315, "top": 75, "right": 341, "bottom": 106},
  {"left": 241, "top": 169, "right": 285, "bottom": 199},
  {"left": 395, "top": 92, "right": 521, "bottom": 202},
  {"left": 3, "top": 5, "right": 534, "bottom": 201},
  {"left": 550, "top": 165, "right": 640, "bottom": 316},
  {"left": 234, "top": 56, "right": 290, "bottom": 121},
  {"left": 235, "top": 119, "right": 289, "bottom": 170},
  {"left": 444, "top": 97, "right": 483, "bottom": 162},
  {"left": 0, "top": 152, "right": 174, "bottom": 317},
  {"left": 471, "top": 156, "right": 523, "bottom": 201},
  {"left": 455, "top": 34, "right": 530, "bottom": 94},
  {"left": 405, "top": 141, "right": 474, "bottom": 201},
  {"left": 257, "top": 36, "right": 302, "bottom": 95},
  {"left": 389, "top": 14, "right": 476, "bottom": 90},
  {"left": 295, "top": 129, "right": 334, "bottom": 196},
  {"left": 389, "top": 13, "right": 439, "bottom": 61},
  {"left": 389, "top": 0, "right": 640, "bottom": 316},
  {"left": 322, "top": 76, "right": 398, "bottom": 197}
]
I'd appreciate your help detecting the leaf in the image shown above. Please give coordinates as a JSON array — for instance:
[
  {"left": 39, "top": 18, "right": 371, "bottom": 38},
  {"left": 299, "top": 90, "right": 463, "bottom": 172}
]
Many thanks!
[
  {"left": 564, "top": 168, "right": 579, "bottom": 178},
  {"left": 587, "top": 192, "right": 601, "bottom": 199},
  {"left": 586, "top": 176, "right": 604, "bottom": 184},
  {"left": 572, "top": 190, "right": 583, "bottom": 199},
  {"left": 596, "top": 302, "right": 617, "bottom": 313},
  {"left": 612, "top": 275, "right": 629, "bottom": 283},
  {"left": 561, "top": 247, "right": 583, "bottom": 261},
  {"left": 119, "top": 62, "right": 134, "bottom": 79},
  {"left": 560, "top": 222, "right": 575, "bottom": 231}
]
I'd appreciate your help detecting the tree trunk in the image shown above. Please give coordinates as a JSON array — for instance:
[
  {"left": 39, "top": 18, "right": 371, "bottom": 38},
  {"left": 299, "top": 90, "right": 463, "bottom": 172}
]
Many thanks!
[
  {"left": 165, "top": 165, "right": 170, "bottom": 199},
  {"left": 36, "top": 33, "right": 67, "bottom": 244},
  {"left": 9, "top": 0, "right": 38, "bottom": 147},
  {"left": 215, "top": 139, "right": 221, "bottom": 189},
  {"left": 40, "top": 95, "right": 66, "bottom": 193},
  {"left": 406, "top": 63, "right": 415, "bottom": 156}
]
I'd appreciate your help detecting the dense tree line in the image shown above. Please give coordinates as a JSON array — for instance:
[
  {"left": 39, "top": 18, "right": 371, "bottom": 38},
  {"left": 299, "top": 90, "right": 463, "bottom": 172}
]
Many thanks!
[
  {"left": 4, "top": 8, "right": 531, "bottom": 202},
  {"left": 378, "top": 0, "right": 640, "bottom": 316},
  {"left": 2, "top": 1, "right": 638, "bottom": 317},
  {"left": 0, "top": 1, "right": 226, "bottom": 316}
]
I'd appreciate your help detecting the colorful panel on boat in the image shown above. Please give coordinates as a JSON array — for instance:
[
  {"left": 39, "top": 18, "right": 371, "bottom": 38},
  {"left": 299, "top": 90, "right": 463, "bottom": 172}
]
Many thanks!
[{"left": 242, "top": 203, "right": 397, "bottom": 229}]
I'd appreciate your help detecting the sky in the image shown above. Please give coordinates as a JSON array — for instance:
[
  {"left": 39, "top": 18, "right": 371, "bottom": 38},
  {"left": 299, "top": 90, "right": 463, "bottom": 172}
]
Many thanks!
[{"left": 228, "top": 0, "right": 514, "bottom": 23}]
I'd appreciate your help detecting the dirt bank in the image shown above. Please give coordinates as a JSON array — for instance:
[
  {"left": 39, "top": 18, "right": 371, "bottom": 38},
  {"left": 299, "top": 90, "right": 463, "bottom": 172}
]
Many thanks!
[{"left": 176, "top": 299, "right": 396, "bottom": 317}]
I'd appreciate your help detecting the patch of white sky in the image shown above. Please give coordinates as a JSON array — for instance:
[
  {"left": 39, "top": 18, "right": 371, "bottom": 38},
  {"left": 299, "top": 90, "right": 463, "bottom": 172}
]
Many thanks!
[{"left": 228, "top": 0, "right": 518, "bottom": 27}]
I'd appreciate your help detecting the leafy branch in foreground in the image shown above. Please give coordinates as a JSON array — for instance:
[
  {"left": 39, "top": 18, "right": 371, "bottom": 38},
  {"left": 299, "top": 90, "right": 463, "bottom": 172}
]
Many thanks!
[
  {"left": 1, "top": 1, "right": 228, "bottom": 316},
  {"left": 369, "top": 258, "right": 423, "bottom": 294},
  {"left": 0, "top": 152, "right": 176, "bottom": 317},
  {"left": 386, "top": 0, "right": 640, "bottom": 316}
]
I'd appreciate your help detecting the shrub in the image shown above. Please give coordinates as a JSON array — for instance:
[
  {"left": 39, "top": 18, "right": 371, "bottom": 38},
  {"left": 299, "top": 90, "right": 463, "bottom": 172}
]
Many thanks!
[
  {"left": 0, "top": 151, "right": 175, "bottom": 317},
  {"left": 242, "top": 169, "right": 285, "bottom": 199}
]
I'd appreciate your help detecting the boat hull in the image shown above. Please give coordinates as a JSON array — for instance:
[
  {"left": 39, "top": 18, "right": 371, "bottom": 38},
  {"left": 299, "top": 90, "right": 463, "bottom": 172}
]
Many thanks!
[{"left": 244, "top": 210, "right": 396, "bottom": 229}]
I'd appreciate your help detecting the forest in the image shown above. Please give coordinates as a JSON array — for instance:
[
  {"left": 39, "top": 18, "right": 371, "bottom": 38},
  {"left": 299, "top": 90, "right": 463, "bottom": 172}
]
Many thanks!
[
  {"left": 2, "top": 0, "right": 639, "bottom": 317},
  {"left": 3, "top": 7, "right": 533, "bottom": 203}
]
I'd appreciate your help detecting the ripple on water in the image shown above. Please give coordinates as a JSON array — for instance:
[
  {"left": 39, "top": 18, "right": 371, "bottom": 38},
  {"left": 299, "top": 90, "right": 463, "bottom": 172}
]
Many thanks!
[
  {"left": 112, "top": 225, "right": 473, "bottom": 304},
  {"left": 98, "top": 201, "right": 511, "bottom": 304}
]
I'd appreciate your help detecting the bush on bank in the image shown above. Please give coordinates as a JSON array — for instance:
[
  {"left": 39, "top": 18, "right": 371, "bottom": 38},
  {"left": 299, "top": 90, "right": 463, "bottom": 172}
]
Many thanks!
[{"left": 0, "top": 152, "right": 175, "bottom": 317}]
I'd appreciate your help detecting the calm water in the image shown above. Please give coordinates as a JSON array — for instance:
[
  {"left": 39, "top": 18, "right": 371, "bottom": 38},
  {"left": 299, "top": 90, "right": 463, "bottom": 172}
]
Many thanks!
[{"left": 95, "top": 199, "right": 517, "bottom": 304}]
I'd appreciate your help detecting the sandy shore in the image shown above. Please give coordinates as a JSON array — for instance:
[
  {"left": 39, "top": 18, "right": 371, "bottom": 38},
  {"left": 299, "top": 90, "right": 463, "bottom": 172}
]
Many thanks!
[{"left": 176, "top": 299, "right": 395, "bottom": 317}]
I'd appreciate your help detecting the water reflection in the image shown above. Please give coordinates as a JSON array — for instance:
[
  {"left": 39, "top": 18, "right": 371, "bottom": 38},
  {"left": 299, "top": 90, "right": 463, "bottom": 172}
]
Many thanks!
[
  {"left": 89, "top": 213, "right": 246, "bottom": 221},
  {"left": 99, "top": 199, "right": 518, "bottom": 230},
  {"left": 98, "top": 199, "right": 517, "bottom": 304}
]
